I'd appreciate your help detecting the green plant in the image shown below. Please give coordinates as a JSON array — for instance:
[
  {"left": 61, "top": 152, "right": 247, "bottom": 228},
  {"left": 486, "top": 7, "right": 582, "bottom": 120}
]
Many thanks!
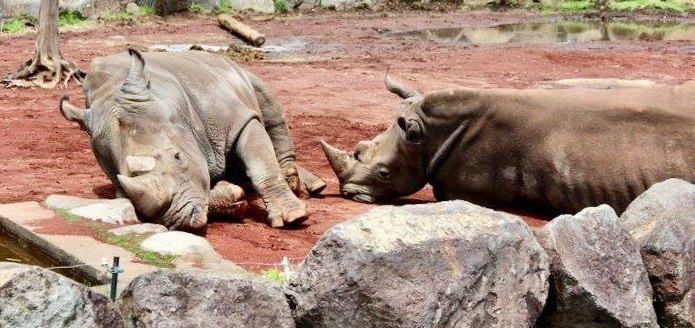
[
  {"left": 274, "top": 0, "right": 289, "bottom": 13},
  {"left": 190, "top": 2, "right": 212, "bottom": 14},
  {"left": 0, "top": 16, "right": 31, "bottom": 34},
  {"left": 610, "top": 0, "right": 686, "bottom": 12},
  {"left": 217, "top": 0, "right": 234, "bottom": 14},
  {"left": 139, "top": 4, "right": 157, "bottom": 15},
  {"left": 58, "top": 11, "right": 87, "bottom": 27},
  {"left": 261, "top": 268, "right": 286, "bottom": 284},
  {"left": 52, "top": 208, "right": 83, "bottom": 222},
  {"left": 87, "top": 223, "right": 177, "bottom": 268}
]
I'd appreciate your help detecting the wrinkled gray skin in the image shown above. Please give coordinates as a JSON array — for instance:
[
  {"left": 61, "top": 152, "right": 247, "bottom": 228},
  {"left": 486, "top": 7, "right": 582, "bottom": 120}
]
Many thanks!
[
  {"left": 61, "top": 49, "right": 325, "bottom": 231},
  {"left": 323, "top": 76, "right": 695, "bottom": 215}
]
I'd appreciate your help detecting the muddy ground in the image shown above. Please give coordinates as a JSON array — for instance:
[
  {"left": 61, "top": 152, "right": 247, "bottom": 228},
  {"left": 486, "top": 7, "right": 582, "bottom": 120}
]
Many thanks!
[{"left": 1, "top": 10, "right": 693, "bottom": 269}]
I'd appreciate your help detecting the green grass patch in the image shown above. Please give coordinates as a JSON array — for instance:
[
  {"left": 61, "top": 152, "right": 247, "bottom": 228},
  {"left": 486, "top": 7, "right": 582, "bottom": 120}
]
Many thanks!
[
  {"left": 190, "top": 2, "right": 212, "bottom": 14},
  {"left": 52, "top": 208, "right": 83, "bottom": 222},
  {"left": 0, "top": 16, "right": 32, "bottom": 34},
  {"left": 541, "top": 0, "right": 594, "bottom": 12},
  {"left": 139, "top": 4, "right": 157, "bottom": 15},
  {"left": 104, "top": 232, "right": 177, "bottom": 268},
  {"left": 58, "top": 11, "right": 87, "bottom": 27},
  {"left": 274, "top": 0, "right": 290, "bottom": 13},
  {"left": 261, "top": 268, "right": 286, "bottom": 284},
  {"left": 85, "top": 222, "right": 177, "bottom": 268},
  {"left": 610, "top": 0, "right": 687, "bottom": 12},
  {"left": 217, "top": 0, "right": 234, "bottom": 14}
]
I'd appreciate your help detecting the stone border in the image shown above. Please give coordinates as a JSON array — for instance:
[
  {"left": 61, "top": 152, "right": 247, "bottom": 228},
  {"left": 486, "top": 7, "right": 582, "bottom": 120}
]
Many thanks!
[{"left": 0, "top": 201, "right": 158, "bottom": 294}]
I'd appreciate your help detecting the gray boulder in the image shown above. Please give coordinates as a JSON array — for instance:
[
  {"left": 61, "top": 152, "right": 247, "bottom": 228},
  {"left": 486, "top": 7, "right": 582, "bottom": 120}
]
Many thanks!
[
  {"left": 621, "top": 178, "right": 695, "bottom": 327},
  {"left": 229, "top": 0, "right": 275, "bottom": 13},
  {"left": 286, "top": 200, "right": 549, "bottom": 328},
  {"left": 1, "top": 0, "right": 119, "bottom": 18},
  {"left": 118, "top": 269, "right": 295, "bottom": 328},
  {"left": 0, "top": 263, "right": 124, "bottom": 328},
  {"left": 319, "top": 0, "right": 377, "bottom": 10},
  {"left": 535, "top": 205, "right": 658, "bottom": 327},
  {"left": 136, "top": 0, "right": 220, "bottom": 14}
]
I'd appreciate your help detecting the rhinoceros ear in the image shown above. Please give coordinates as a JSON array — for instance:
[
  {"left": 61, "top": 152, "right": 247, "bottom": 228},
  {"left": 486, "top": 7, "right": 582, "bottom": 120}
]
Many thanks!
[
  {"left": 119, "top": 49, "right": 151, "bottom": 102},
  {"left": 60, "top": 95, "right": 90, "bottom": 129},
  {"left": 385, "top": 73, "right": 420, "bottom": 99}
]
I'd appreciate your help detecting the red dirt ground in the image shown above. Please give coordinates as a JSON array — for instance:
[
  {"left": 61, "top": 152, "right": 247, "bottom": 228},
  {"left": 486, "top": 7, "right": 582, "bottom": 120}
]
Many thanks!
[{"left": 1, "top": 11, "right": 693, "bottom": 269}]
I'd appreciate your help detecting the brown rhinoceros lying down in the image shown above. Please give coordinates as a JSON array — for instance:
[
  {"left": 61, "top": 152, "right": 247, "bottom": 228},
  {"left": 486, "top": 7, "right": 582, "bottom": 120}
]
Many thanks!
[
  {"left": 322, "top": 76, "right": 695, "bottom": 215},
  {"left": 60, "top": 49, "right": 325, "bottom": 231}
]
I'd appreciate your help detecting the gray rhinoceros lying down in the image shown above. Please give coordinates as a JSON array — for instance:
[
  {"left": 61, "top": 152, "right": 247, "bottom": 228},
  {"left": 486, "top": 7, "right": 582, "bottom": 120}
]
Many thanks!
[
  {"left": 322, "top": 76, "right": 695, "bottom": 215},
  {"left": 60, "top": 49, "right": 326, "bottom": 231}
]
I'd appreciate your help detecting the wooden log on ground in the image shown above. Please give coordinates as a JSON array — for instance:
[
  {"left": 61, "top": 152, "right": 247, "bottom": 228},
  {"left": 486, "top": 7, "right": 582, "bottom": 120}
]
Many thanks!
[{"left": 217, "top": 14, "right": 266, "bottom": 47}]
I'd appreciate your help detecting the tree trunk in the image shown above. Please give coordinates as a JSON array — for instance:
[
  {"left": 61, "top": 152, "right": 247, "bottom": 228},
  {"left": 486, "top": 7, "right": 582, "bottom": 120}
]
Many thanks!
[{"left": 3, "top": 0, "right": 85, "bottom": 89}]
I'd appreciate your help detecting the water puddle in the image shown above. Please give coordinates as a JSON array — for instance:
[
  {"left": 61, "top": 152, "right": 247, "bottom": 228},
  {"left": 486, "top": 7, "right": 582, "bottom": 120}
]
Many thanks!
[
  {"left": 148, "top": 36, "right": 311, "bottom": 60},
  {"left": 384, "top": 21, "right": 695, "bottom": 44}
]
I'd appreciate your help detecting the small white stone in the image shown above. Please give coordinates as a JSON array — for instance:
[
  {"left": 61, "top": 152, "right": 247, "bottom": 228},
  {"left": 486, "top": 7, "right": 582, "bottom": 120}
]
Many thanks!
[
  {"left": 108, "top": 223, "right": 168, "bottom": 236},
  {"left": 125, "top": 2, "right": 140, "bottom": 14},
  {"left": 140, "top": 231, "right": 215, "bottom": 256},
  {"left": 69, "top": 198, "right": 139, "bottom": 225}
]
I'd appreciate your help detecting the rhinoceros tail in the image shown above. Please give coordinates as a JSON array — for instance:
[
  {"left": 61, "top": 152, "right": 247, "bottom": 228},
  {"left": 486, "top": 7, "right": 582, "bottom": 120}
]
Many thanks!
[{"left": 59, "top": 95, "right": 85, "bottom": 124}]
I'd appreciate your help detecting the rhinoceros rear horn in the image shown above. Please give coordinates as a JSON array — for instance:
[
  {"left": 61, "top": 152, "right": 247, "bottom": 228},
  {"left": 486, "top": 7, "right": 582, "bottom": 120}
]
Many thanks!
[
  {"left": 385, "top": 74, "right": 420, "bottom": 99},
  {"left": 320, "top": 140, "right": 353, "bottom": 179},
  {"left": 119, "top": 49, "right": 151, "bottom": 101},
  {"left": 117, "top": 174, "right": 171, "bottom": 217}
]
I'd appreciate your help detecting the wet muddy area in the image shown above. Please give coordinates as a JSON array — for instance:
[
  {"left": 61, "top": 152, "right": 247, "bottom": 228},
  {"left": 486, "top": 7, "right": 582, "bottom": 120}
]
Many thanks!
[
  {"left": 384, "top": 20, "right": 695, "bottom": 44},
  {"left": 1, "top": 11, "right": 694, "bottom": 269}
]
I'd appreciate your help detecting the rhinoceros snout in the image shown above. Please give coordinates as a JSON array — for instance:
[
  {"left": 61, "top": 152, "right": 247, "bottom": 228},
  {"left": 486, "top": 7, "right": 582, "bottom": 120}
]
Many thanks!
[{"left": 188, "top": 205, "right": 208, "bottom": 230}]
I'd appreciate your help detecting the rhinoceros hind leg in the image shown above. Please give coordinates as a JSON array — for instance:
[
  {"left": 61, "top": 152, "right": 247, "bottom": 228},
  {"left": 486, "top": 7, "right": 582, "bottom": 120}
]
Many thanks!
[{"left": 235, "top": 120, "right": 309, "bottom": 228}]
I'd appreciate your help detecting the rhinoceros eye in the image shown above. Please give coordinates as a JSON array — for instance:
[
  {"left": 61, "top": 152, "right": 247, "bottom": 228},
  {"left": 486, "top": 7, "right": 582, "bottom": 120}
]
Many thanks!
[
  {"left": 174, "top": 152, "right": 181, "bottom": 160},
  {"left": 376, "top": 166, "right": 391, "bottom": 181}
]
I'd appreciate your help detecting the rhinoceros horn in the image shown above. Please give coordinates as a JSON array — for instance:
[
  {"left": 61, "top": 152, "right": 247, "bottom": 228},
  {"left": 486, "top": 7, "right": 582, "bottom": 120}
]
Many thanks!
[
  {"left": 117, "top": 174, "right": 170, "bottom": 217},
  {"left": 385, "top": 74, "right": 420, "bottom": 99},
  {"left": 125, "top": 155, "right": 156, "bottom": 175},
  {"left": 320, "top": 140, "right": 355, "bottom": 179},
  {"left": 119, "top": 49, "right": 151, "bottom": 102}
]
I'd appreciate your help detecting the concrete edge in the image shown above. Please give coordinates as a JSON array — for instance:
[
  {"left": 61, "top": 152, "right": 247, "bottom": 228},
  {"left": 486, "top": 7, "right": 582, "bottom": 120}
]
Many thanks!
[{"left": 0, "top": 211, "right": 110, "bottom": 285}]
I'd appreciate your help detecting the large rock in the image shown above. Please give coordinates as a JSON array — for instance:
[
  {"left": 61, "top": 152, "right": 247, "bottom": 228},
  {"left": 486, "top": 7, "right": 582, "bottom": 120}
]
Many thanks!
[
  {"left": 1, "top": 0, "right": 119, "bottom": 18},
  {"left": 287, "top": 201, "right": 549, "bottom": 328},
  {"left": 229, "top": 0, "right": 275, "bottom": 13},
  {"left": 621, "top": 178, "right": 695, "bottom": 327},
  {"left": 118, "top": 269, "right": 294, "bottom": 328},
  {"left": 0, "top": 263, "right": 123, "bottom": 328},
  {"left": 535, "top": 205, "right": 658, "bottom": 327}
]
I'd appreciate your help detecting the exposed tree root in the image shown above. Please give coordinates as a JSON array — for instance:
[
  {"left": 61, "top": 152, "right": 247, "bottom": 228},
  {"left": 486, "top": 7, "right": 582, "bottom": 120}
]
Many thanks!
[{"left": 3, "top": 54, "right": 85, "bottom": 89}]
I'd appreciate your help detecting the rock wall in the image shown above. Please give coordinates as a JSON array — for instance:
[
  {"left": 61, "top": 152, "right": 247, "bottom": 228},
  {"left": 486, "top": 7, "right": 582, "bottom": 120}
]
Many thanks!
[{"left": 0, "top": 180, "right": 693, "bottom": 327}]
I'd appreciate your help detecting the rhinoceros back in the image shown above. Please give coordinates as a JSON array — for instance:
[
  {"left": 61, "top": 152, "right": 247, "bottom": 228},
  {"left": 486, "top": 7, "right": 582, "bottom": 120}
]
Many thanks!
[{"left": 82, "top": 51, "right": 263, "bottom": 182}]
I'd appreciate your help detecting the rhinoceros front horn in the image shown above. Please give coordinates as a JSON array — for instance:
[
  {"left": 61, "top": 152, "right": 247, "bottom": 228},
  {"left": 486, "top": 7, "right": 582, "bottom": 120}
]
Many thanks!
[
  {"left": 117, "top": 174, "right": 171, "bottom": 217},
  {"left": 320, "top": 140, "right": 353, "bottom": 179},
  {"left": 385, "top": 74, "right": 420, "bottom": 99}
]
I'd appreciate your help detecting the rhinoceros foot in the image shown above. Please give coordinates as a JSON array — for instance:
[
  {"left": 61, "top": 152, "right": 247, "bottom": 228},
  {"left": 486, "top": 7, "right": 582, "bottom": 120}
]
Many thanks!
[{"left": 266, "top": 196, "right": 309, "bottom": 228}]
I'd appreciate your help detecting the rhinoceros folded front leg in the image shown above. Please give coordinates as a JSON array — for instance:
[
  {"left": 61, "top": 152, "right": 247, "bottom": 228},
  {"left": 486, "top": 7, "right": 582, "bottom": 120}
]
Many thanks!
[
  {"left": 235, "top": 120, "right": 309, "bottom": 228},
  {"left": 209, "top": 181, "right": 247, "bottom": 219}
]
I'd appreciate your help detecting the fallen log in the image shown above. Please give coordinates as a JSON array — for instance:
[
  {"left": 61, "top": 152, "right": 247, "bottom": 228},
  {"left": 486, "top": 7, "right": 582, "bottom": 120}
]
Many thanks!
[{"left": 217, "top": 14, "right": 266, "bottom": 47}]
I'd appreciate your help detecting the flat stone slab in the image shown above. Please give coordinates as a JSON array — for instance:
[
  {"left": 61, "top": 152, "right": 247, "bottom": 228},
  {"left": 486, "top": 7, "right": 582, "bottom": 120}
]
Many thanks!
[
  {"left": 0, "top": 201, "right": 157, "bottom": 295},
  {"left": 45, "top": 194, "right": 104, "bottom": 210},
  {"left": 45, "top": 194, "right": 139, "bottom": 225},
  {"left": 140, "top": 231, "right": 216, "bottom": 256},
  {"left": 109, "top": 223, "right": 168, "bottom": 236}
]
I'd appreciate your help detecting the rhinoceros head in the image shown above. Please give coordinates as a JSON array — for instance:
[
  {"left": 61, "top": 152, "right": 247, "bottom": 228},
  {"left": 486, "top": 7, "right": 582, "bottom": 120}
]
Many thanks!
[
  {"left": 321, "top": 75, "right": 428, "bottom": 203},
  {"left": 61, "top": 49, "right": 210, "bottom": 231}
]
